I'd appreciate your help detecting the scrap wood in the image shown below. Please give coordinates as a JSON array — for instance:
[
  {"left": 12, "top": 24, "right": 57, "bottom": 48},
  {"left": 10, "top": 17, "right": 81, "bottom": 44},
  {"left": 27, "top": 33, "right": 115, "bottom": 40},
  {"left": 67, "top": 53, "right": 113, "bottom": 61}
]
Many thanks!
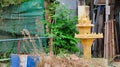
[
  {"left": 111, "top": 20, "right": 115, "bottom": 58},
  {"left": 114, "top": 21, "right": 119, "bottom": 54},
  {"left": 104, "top": 20, "right": 116, "bottom": 60}
]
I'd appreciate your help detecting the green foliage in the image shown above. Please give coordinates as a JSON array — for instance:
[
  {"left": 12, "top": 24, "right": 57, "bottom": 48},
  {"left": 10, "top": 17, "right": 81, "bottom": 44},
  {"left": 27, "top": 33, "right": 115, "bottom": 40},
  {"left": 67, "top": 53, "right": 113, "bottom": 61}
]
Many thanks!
[
  {"left": 46, "top": 3, "right": 79, "bottom": 54},
  {"left": 46, "top": 0, "right": 59, "bottom": 15},
  {"left": 0, "top": 0, "right": 29, "bottom": 7}
]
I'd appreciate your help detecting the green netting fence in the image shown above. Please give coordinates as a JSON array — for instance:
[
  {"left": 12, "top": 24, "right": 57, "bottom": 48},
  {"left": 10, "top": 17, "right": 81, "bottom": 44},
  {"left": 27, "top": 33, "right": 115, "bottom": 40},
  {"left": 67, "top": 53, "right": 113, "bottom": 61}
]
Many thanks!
[
  {"left": 0, "top": 0, "right": 47, "bottom": 58},
  {"left": 0, "top": 0, "right": 44, "bottom": 35}
]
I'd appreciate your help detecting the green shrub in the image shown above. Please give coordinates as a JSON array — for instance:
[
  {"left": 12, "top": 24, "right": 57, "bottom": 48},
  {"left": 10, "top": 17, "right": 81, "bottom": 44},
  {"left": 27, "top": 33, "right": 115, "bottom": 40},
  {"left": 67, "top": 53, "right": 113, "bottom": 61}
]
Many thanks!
[{"left": 46, "top": 4, "right": 79, "bottom": 54}]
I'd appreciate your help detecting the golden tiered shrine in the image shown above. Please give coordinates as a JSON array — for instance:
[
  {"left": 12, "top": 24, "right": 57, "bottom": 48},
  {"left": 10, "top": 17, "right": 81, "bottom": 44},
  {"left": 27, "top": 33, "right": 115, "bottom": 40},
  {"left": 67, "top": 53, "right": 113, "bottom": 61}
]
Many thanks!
[{"left": 75, "top": 7, "right": 103, "bottom": 59}]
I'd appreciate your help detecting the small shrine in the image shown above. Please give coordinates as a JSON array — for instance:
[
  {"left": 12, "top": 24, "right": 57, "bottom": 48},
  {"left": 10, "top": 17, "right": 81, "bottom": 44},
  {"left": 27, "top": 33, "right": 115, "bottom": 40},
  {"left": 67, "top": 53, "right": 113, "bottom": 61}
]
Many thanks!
[{"left": 75, "top": 6, "right": 103, "bottom": 59}]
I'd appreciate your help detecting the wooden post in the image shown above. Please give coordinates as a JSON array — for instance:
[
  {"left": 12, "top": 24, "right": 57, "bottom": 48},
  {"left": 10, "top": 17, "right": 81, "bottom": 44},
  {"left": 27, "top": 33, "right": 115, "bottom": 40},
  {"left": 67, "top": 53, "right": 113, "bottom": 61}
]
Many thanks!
[
  {"left": 109, "top": 21, "right": 112, "bottom": 58},
  {"left": 49, "top": 38, "right": 53, "bottom": 56},
  {"left": 114, "top": 22, "right": 119, "bottom": 54},
  {"left": 104, "top": 22, "right": 109, "bottom": 59},
  {"left": 112, "top": 20, "right": 115, "bottom": 58},
  {"left": 18, "top": 40, "right": 21, "bottom": 54}
]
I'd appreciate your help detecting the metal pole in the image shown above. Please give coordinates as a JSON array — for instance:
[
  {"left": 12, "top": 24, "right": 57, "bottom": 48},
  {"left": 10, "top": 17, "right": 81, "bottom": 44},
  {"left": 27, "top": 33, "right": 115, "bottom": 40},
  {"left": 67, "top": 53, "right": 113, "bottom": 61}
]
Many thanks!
[
  {"left": 106, "top": 0, "right": 109, "bottom": 22},
  {"left": 0, "top": 37, "right": 50, "bottom": 42},
  {"left": 105, "top": 0, "right": 109, "bottom": 59}
]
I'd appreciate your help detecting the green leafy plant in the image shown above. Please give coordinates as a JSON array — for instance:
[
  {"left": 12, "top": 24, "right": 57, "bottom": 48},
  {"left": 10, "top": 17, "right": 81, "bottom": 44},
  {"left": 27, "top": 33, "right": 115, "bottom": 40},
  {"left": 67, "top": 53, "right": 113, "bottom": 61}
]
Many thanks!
[{"left": 46, "top": 3, "right": 79, "bottom": 54}]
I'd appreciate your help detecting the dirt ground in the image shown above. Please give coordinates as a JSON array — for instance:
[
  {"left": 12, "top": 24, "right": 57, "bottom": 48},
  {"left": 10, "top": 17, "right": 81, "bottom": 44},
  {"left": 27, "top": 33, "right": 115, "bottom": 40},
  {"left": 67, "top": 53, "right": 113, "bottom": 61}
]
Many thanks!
[
  {"left": 1, "top": 54, "right": 120, "bottom": 67},
  {"left": 110, "top": 62, "right": 120, "bottom": 67},
  {"left": 37, "top": 54, "right": 108, "bottom": 67}
]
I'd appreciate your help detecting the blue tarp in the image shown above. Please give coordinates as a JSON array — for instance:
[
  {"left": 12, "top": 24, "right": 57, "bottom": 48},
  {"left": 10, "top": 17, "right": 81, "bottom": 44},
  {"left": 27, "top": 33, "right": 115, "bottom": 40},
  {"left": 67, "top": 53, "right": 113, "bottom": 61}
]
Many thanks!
[{"left": 11, "top": 54, "right": 40, "bottom": 67}]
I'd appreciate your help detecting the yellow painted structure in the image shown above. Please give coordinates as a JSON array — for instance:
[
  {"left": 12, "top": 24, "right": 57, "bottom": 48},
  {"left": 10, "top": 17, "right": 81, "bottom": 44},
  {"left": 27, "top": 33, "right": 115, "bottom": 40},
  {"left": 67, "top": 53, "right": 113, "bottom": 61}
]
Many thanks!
[{"left": 75, "top": 6, "right": 103, "bottom": 59}]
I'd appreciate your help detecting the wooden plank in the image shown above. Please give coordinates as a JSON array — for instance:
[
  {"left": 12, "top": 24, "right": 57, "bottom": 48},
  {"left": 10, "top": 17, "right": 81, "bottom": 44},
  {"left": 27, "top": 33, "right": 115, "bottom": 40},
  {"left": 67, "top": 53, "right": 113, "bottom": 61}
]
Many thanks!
[
  {"left": 106, "top": 20, "right": 116, "bottom": 59},
  {"left": 112, "top": 20, "right": 115, "bottom": 58},
  {"left": 107, "top": 22, "right": 109, "bottom": 59},
  {"left": 98, "top": 15, "right": 104, "bottom": 57},
  {"left": 93, "top": 6, "right": 100, "bottom": 57},
  {"left": 104, "top": 22, "right": 108, "bottom": 59},
  {"left": 104, "top": 23, "right": 106, "bottom": 58},
  {"left": 108, "top": 21, "right": 112, "bottom": 59},
  {"left": 114, "top": 22, "right": 119, "bottom": 54}
]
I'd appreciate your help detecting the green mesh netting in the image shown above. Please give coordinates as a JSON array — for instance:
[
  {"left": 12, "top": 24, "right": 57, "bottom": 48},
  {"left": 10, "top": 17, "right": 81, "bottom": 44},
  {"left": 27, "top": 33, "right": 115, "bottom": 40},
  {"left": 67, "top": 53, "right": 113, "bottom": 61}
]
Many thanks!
[
  {"left": 0, "top": 0, "right": 46, "bottom": 55},
  {"left": 0, "top": 0, "right": 44, "bottom": 35}
]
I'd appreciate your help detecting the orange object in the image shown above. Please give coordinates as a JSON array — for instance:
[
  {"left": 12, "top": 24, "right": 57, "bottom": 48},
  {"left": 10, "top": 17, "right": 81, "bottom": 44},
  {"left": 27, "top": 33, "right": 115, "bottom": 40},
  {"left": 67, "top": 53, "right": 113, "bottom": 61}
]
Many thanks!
[{"left": 75, "top": 6, "right": 103, "bottom": 59}]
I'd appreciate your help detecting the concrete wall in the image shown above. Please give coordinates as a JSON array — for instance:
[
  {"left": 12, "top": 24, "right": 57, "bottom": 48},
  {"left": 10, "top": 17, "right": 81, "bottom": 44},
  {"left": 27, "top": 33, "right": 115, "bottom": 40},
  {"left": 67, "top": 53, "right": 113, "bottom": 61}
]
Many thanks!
[{"left": 59, "top": 0, "right": 79, "bottom": 16}]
